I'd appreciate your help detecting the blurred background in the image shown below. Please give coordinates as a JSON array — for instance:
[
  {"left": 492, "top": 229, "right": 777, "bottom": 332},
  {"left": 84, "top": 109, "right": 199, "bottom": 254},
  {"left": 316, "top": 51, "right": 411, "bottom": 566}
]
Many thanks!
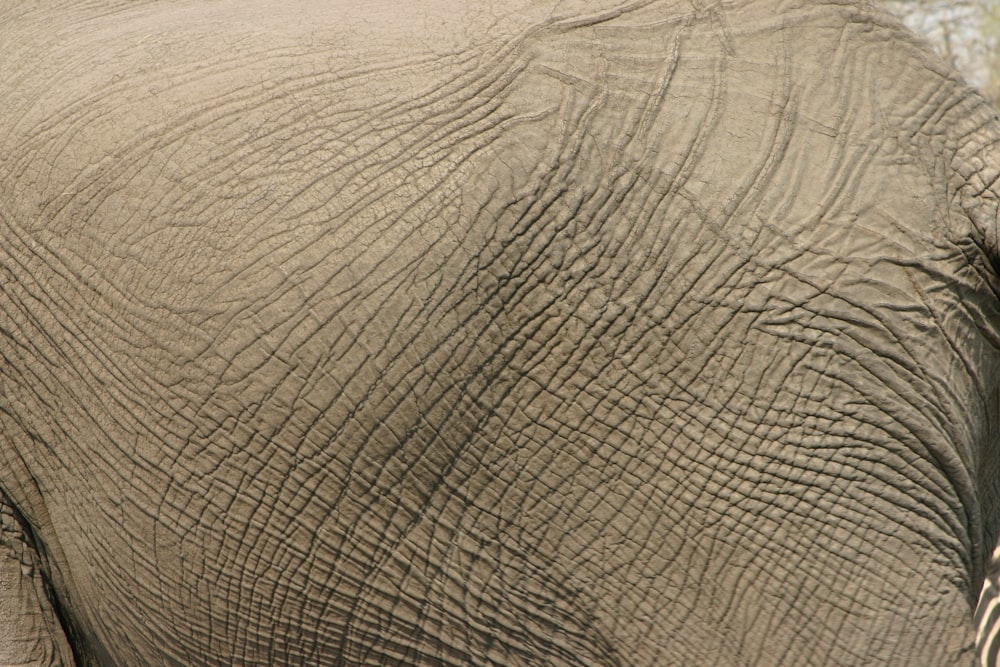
[{"left": 880, "top": 0, "right": 999, "bottom": 104}]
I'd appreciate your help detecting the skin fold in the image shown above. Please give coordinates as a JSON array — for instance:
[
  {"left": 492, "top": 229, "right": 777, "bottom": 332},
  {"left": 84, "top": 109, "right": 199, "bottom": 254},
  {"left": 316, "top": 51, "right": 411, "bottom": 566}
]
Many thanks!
[{"left": 1, "top": 0, "right": 999, "bottom": 665}]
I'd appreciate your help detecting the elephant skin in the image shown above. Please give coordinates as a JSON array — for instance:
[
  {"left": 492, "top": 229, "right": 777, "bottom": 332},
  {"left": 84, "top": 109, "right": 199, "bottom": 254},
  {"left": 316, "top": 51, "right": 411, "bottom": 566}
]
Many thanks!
[{"left": 1, "top": 0, "right": 999, "bottom": 665}]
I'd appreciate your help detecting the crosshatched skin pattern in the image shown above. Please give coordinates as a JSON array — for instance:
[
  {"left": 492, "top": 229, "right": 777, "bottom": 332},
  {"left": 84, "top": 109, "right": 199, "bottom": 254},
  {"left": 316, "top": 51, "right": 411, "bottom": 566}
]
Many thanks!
[{"left": 1, "top": 0, "right": 1000, "bottom": 665}]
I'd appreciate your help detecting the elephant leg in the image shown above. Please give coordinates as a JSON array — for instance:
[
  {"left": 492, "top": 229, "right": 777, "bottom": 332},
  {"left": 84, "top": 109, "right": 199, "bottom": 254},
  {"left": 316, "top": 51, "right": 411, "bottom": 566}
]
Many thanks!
[
  {"left": 0, "top": 491, "right": 74, "bottom": 666},
  {"left": 979, "top": 539, "right": 1000, "bottom": 667}
]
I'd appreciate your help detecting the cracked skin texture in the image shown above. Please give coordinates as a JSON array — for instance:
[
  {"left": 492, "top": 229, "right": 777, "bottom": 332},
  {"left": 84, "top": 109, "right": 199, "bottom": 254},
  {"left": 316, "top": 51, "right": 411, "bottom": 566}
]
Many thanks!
[{"left": 1, "top": 0, "right": 1000, "bottom": 664}]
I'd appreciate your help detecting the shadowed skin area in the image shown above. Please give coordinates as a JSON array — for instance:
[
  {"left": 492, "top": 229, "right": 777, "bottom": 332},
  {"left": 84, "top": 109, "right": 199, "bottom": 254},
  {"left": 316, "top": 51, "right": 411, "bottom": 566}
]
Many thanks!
[{"left": 1, "top": 0, "right": 1000, "bottom": 665}]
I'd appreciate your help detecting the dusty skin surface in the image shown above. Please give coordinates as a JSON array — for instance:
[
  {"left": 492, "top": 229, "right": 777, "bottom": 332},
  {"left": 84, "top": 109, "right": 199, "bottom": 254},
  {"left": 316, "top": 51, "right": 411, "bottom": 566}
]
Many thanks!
[{"left": 1, "top": 0, "right": 1000, "bottom": 665}]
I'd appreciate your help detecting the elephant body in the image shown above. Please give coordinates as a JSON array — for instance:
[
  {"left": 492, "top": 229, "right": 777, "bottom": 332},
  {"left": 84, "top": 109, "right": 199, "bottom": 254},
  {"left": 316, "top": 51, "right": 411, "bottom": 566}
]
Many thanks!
[{"left": 1, "top": 1, "right": 999, "bottom": 665}]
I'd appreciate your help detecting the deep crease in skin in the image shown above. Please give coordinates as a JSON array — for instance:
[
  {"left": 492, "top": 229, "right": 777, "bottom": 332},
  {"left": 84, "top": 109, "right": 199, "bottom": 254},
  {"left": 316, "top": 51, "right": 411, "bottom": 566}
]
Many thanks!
[{"left": 0, "top": 1, "right": 999, "bottom": 666}]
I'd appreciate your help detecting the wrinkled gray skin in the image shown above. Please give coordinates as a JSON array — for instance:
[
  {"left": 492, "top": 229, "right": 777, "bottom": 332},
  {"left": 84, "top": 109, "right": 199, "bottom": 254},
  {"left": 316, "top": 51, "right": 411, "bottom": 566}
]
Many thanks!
[{"left": 1, "top": 0, "right": 999, "bottom": 665}]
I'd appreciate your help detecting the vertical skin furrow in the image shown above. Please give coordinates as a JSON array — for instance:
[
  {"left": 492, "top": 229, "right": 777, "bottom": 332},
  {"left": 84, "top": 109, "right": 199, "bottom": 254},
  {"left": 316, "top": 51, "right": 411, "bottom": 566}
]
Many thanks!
[
  {"left": 1, "top": 1, "right": 1000, "bottom": 666},
  {"left": 0, "top": 490, "right": 76, "bottom": 666}
]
